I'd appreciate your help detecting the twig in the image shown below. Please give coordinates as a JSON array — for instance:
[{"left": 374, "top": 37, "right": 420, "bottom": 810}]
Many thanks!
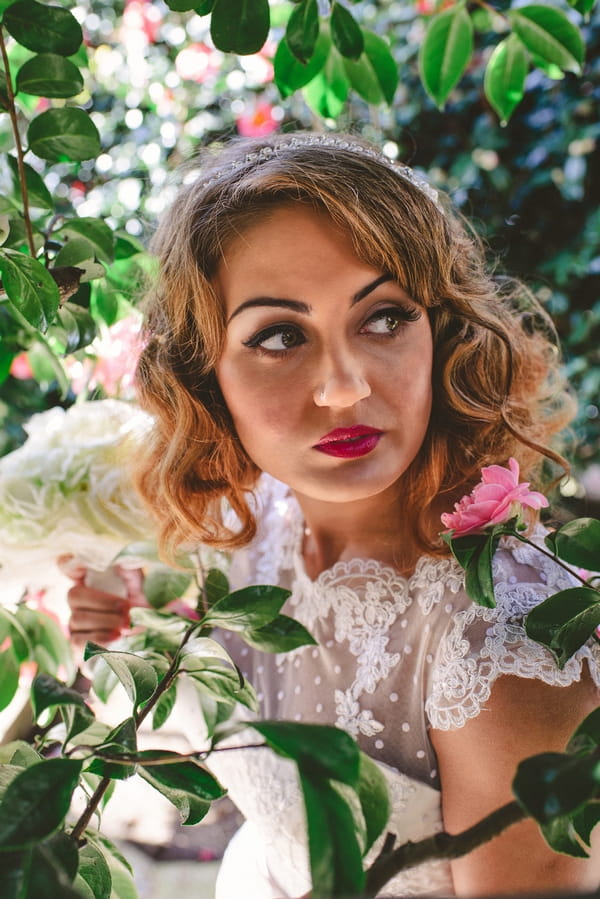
[
  {"left": 0, "top": 27, "right": 36, "bottom": 257},
  {"left": 365, "top": 800, "right": 526, "bottom": 896}
]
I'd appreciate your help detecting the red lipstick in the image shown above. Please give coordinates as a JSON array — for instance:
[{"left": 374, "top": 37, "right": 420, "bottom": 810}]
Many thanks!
[{"left": 313, "top": 426, "right": 383, "bottom": 459}]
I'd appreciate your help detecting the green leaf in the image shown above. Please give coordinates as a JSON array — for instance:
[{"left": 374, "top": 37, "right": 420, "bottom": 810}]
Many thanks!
[
  {"left": 32, "top": 673, "right": 93, "bottom": 723},
  {"left": 301, "top": 775, "right": 366, "bottom": 898},
  {"left": 139, "top": 767, "right": 212, "bottom": 825},
  {"left": 50, "top": 303, "right": 97, "bottom": 354},
  {"left": 286, "top": 0, "right": 319, "bottom": 64},
  {"left": 0, "top": 249, "right": 60, "bottom": 330},
  {"left": 419, "top": 4, "right": 474, "bottom": 107},
  {"left": 2, "top": 837, "right": 83, "bottom": 899},
  {"left": 143, "top": 568, "right": 193, "bottom": 609},
  {"left": 28, "top": 108, "right": 101, "bottom": 163},
  {"left": 194, "top": 0, "right": 216, "bottom": 12},
  {"left": 253, "top": 721, "right": 360, "bottom": 785},
  {"left": 203, "top": 567, "right": 230, "bottom": 610},
  {"left": 56, "top": 219, "right": 115, "bottom": 265},
  {"left": 78, "top": 842, "right": 112, "bottom": 899},
  {"left": 509, "top": 6, "right": 584, "bottom": 74},
  {"left": 447, "top": 530, "right": 500, "bottom": 607},
  {"left": 166, "top": 0, "right": 205, "bottom": 8},
  {"left": 202, "top": 584, "right": 290, "bottom": 631},
  {"left": 152, "top": 682, "right": 178, "bottom": 730},
  {"left": 573, "top": 802, "right": 600, "bottom": 847},
  {"left": 6, "top": 156, "right": 53, "bottom": 209},
  {"left": 513, "top": 751, "right": 600, "bottom": 823},
  {"left": 569, "top": 0, "right": 596, "bottom": 14},
  {"left": 185, "top": 663, "right": 259, "bottom": 711},
  {"left": 303, "top": 45, "right": 350, "bottom": 118},
  {"left": 0, "top": 758, "right": 82, "bottom": 849},
  {"left": 544, "top": 518, "right": 600, "bottom": 572},
  {"left": 330, "top": 1, "right": 364, "bottom": 60},
  {"left": 211, "top": 0, "right": 270, "bottom": 54},
  {"left": 138, "top": 751, "right": 226, "bottom": 799},
  {"left": 16, "top": 54, "right": 83, "bottom": 98},
  {"left": 243, "top": 614, "right": 317, "bottom": 653},
  {"left": 525, "top": 587, "right": 600, "bottom": 666},
  {"left": 568, "top": 707, "right": 600, "bottom": 755},
  {"left": 0, "top": 648, "right": 19, "bottom": 712},
  {"left": 0, "top": 741, "right": 41, "bottom": 769},
  {"left": 274, "top": 29, "right": 330, "bottom": 95},
  {"left": 541, "top": 813, "right": 590, "bottom": 857},
  {"left": 357, "top": 752, "right": 390, "bottom": 855},
  {"left": 343, "top": 28, "right": 398, "bottom": 105},
  {"left": 84, "top": 644, "right": 158, "bottom": 710},
  {"left": 484, "top": 34, "right": 529, "bottom": 124},
  {"left": 87, "top": 718, "right": 137, "bottom": 780},
  {"left": 3, "top": 1, "right": 83, "bottom": 56}
]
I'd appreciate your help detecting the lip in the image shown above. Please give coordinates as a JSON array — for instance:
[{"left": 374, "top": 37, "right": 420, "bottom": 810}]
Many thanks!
[{"left": 313, "top": 425, "right": 384, "bottom": 459}]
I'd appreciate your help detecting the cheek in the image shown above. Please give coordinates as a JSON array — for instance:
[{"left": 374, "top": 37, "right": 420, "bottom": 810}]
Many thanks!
[{"left": 217, "top": 362, "right": 304, "bottom": 441}]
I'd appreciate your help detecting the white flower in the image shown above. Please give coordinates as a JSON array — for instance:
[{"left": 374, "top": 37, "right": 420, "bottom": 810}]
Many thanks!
[{"left": 0, "top": 399, "right": 155, "bottom": 593}]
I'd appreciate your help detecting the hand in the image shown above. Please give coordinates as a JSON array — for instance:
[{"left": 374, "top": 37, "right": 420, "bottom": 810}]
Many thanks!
[{"left": 58, "top": 555, "right": 146, "bottom": 647}]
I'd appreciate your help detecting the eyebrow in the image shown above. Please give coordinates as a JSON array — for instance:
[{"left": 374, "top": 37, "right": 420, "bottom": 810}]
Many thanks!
[{"left": 226, "top": 273, "right": 395, "bottom": 324}]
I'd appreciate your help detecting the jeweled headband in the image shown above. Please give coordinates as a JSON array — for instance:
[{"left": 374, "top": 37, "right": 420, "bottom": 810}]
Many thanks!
[{"left": 199, "top": 133, "right": 441, "bottom": 210}]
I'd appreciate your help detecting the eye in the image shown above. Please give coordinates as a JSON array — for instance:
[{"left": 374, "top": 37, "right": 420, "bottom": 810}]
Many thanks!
[
  {"left": 361, "top": 306, "right": 421, "bottom": 336},
  {"left": 243, "top": 324, "right": 306, "bottom": 354}
]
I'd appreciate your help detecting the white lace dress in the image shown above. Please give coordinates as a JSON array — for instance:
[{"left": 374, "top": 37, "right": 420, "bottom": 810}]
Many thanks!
[{"left": 184, "top": 475, "right": 600, "bottom": 898}]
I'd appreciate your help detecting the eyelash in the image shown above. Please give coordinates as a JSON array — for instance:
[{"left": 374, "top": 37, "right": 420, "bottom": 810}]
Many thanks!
[{"left": 242, "top": 305, "right": 422, "bottom": 358}]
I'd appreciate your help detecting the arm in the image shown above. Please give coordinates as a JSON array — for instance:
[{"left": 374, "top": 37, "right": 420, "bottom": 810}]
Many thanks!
[{"left": 431, "top": 674, "right": 600, "bottom": 895}]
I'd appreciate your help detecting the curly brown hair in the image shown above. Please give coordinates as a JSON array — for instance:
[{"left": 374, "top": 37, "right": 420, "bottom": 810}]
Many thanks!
[{"left": 134, "top": 133, "right": 574, "bottom": 561}]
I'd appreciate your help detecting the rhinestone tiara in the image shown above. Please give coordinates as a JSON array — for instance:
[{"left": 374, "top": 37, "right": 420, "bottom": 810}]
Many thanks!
[{"left": 199, "top": 133, "right": 441, "bottom": 209}]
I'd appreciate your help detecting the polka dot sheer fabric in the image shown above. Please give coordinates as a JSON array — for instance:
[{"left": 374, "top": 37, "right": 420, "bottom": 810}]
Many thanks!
[{"left": 186, "top": 476, "right": 600, "bottom": 897}]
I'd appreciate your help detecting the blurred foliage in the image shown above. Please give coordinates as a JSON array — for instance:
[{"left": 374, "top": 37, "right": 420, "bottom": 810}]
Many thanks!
[{"left": 0, "top": 0, "right": 598, "bottom": 473}]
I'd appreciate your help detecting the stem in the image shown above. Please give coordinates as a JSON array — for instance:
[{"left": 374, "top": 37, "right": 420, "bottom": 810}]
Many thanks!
[
  {"left": 512, "top": 532, "right": 596, "bottom": 590},
  {"left": 0, "top": 28, "right": 36, "bottom": 258},
  {"left": 70, "top": 620, "right": 199, "bottom": 840},
  {"left": 365, "top": 801, "right": 526, "bottom": 896}
]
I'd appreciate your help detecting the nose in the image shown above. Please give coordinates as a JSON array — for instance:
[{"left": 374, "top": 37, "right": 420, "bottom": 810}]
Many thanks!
[{"left": 313, "top": 353, "right": 371, "bottom": 408}]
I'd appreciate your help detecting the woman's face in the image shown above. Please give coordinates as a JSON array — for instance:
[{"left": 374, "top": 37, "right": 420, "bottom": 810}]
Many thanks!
[{"left": 215, "top": 205, "right": 433, "bottom": 505}]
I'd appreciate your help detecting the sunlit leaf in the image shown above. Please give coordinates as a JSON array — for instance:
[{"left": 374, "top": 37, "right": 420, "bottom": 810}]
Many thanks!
[
  {"left": 0, "top": 758, "right": 82, "bottom": 849},
  {"left": 544, "top": 518, "right": 600, "bottom": 571},
  {"left": 0, "top": 249, "right": 60, "bottom": 331},
  {"left": 253, "top": 721, "right": 360, "bottom": 785},
  {"left": 330, "top": 1, "right": 364, "bottom": 60},
  {"left": 0, "top": 648, "right": 19, "bottom": 712},
  {"left": 3, "top": 1, "right": 83, "bottom": 56},
  {"left": 274, "top": 30, "right": 330, "bottom": 95},
  {"left": 28, "top": 108, "right": 101, "bottom": 163},
  {"left": 16, "top": 54, "right": 83, "bottom": 98},
  {"left": 301, "top": 775, "right": 366, "bottom": 898},
  {"left": 50, "top": 302, "right": 97, "bottom": 354},
  {"left": 419, "top": 3, "right": 474, "bottom": 107},
  {"left": 143, "top": 568, "right": 193, "bottom": 609},
  {"left": 6, "top": 156, "right": 53, "bottom": 209},
  {"left": 286, "top": 0, "right": 319, "bottom": 64},
  {"left": 243, "top": 614, "right": 317, "bottom": 653},
  {"left": 484, "top": 34, "right": 528, "bottom": 124},
  {"left": 343, "top": 29, "right": 398, "bottom": 105},
  {"left": 202, "top": 584, "right": 290, "bottom": 631},
  {"left": 525, "top": 586, "right": 600, "bottom": 666},
  {"left": 56, "top": 219, "right": 115, "bottom": 265},
  {"left": 84, "top": 644, "right": 158, "bottom": 710},
  {"left": 509, "top": 5, "right": 584, "bottom": 74},
  {"left": 303, "top": 45, "right": 350, "bottom": 118},
  {"left": 211, "top": 0, "right": 270, "bottom": 54},
  {"left": 78, "top": 842, "right": 112, "bottom": 899}
]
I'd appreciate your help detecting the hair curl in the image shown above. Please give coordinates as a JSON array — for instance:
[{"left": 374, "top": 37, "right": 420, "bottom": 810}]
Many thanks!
[{"left": 134, "top": 133, "right": 575, "bottom": 561}]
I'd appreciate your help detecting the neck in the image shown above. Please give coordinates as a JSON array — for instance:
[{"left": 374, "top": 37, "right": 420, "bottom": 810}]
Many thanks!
[{"left": 294, "top": 486, "right": 425, "bottom": 579}]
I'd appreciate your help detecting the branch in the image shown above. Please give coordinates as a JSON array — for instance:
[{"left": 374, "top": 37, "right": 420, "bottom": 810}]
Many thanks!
[
  {"left": 365, "top": 800, "right": 526, "bottom": 896},
  {"left": 0, "top": 27, "right": 36, "bottom": 257}
]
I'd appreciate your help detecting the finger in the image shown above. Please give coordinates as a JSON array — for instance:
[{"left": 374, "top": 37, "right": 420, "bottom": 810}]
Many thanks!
[
  {"left": 69, "top": 627, "right": 122, "bottom": 648},
  {"left": 116, "top": 566, "right": 148, "bottom": 606},
  {"left": 67, "top": 585, "right": 128, "bottom": 614},
  {"left": 57, "top": 554, "right": 87, "bottom": 581}
]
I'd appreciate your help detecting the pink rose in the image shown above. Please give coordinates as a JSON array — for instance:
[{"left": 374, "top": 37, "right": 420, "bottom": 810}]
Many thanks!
[{"left": 441, "top": 457, "right": 549, "bottom": 537}]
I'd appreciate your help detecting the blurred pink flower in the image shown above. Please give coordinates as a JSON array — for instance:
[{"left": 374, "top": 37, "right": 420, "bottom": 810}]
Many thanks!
[
  {"left": 66, "top": 314, "right": 143, "bottom": 398},
  {"left": 236, "top": 102, "right": 279, "bottom": 137},
  {"left": 10, "top": 353, "right": 34, "bottom": 380},
  {"left": 176, "top": 43, "right": 221, "bottom": 82},
  {"left": 441, "top": 457, "right": 549, "bottom": 537}
]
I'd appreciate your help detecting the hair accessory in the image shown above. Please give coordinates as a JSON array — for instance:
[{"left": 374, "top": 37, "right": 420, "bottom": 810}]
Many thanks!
[{"left": 201, "top": 133, "right": 441, "bottom": 209}]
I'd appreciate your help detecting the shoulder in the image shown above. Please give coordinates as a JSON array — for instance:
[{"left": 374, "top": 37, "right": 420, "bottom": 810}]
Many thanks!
[{"left": 423, "top": 531, "right": 600, "bottom": 732}]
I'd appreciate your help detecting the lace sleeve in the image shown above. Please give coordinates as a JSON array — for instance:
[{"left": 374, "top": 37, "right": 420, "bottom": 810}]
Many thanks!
[{"left": 426, "top": 532, "right": 600, "bottom": 731}]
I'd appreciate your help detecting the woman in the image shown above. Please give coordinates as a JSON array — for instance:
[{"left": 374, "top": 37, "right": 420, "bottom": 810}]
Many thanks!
[{"left": 68, "top": 133, "right": 600, "bottom": 896}]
